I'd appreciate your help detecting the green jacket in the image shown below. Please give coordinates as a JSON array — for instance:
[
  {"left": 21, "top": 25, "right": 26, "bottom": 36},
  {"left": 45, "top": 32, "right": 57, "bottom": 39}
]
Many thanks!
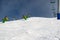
[
  {"left": 2, "top": 17, "right": 9, "bottom": 23},
  {"left": 23, "top": 15, "right": 28, "bottom": 20}
]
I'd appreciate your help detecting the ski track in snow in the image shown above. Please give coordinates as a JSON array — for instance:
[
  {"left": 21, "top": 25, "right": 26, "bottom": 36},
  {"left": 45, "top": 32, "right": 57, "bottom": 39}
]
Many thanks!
[{"left": 0, "top": 17, "right": 60, "bottom": 40}]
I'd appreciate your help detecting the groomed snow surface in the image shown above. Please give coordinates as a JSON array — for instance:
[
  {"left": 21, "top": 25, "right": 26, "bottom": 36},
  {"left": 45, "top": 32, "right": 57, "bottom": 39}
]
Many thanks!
[{"left": 0, "top": 17, "right": 60, "bottom": 40}]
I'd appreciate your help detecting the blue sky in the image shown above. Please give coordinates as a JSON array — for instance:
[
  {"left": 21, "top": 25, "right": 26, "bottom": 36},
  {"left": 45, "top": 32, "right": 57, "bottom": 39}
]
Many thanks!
[{"left": 0, "top": 0, "right": 57, "bottom": 21}]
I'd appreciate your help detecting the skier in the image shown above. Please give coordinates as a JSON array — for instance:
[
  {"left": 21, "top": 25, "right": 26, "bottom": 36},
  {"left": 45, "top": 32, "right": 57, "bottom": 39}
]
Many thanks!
[
  {"left": 22, "top": 15, "right": 29, "bottom": 20},
  {"left": 2, "top": 16, "right": 9, "bottom": 23}
]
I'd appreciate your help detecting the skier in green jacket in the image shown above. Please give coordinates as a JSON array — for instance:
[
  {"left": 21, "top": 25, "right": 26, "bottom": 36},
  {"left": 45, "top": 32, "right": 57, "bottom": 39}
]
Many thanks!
[
  {"left": 23, "top": 15, "right": 28, "bottom": 20},
  {"left": 2, "top": 16, "right": 9, "bottom": 23},
  {"left": 22, "top": 13, "right": 31, "bottom": 20}
]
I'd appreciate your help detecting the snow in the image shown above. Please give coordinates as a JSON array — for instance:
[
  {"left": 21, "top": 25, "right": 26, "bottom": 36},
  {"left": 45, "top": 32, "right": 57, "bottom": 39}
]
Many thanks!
[{"left": 0, "top": 17, "right": 60, "bottom": 40}]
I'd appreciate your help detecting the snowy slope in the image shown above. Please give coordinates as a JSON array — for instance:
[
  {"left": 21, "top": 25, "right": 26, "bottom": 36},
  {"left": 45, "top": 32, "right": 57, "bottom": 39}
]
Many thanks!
[{"left": 0, "top": 17, "right": 59, "bottom": 40}]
